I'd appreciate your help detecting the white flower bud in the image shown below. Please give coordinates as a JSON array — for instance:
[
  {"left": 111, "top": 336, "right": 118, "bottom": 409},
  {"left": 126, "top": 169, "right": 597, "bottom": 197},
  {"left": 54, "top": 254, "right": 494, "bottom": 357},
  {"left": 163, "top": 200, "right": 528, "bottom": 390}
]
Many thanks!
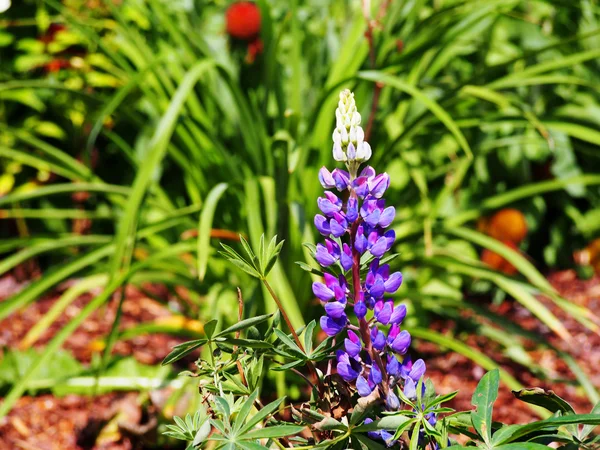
[
  {"left": 332, "top": 128, "right": 341, "bottom": 145},
  {"left": 347, "top": 142, "right": 356, "bottom": 160},
  {"left": 357, "top": 141, "right": 371, "bottom": 161},
  {"left": 340, "top": 127, "right": 349, "bottom": 145},
  {"left": 351, "top": 111, "right": 361, "bottom": 126},
  {"left": 333, "top": 143, "right": 346, "bottom": 161},
  {"left": 355, "top": 126, "right": 364, "bottom": 146}
]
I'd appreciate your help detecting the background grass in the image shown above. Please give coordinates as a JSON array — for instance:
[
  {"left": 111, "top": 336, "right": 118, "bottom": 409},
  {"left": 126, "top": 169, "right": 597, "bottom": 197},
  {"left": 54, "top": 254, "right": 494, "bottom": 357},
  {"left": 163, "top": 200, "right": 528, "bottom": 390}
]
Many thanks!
[{"left": 0, "top": 0, "right": 599, "bottom": 430}]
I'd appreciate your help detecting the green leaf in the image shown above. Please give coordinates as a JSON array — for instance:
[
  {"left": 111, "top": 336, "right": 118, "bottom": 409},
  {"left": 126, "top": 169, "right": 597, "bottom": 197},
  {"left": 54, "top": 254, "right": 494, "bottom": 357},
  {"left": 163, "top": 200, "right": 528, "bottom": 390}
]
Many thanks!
[
  {"left": 242, "top": 424, "right": 305, "bottom": 440},
  {"left": 512, "top": 388, "right": 575, "bottom": 415},
  {"left": 203, "top": 320, "right": 219, "bottom": 339},
  {"left": 273, "top": 328, "right": 306, "bottom": 358},
  {"left": 233, "top": 390, "right": 259, "bottom": 434},
  {"left": 238, "top": 396, "right": 286, "bottom": 435},
  {"left": 162, "top": 339, "right": 207, "bottom": 365},
  {"left": 215, "top": 314, "right": 272, "bottom": 338},
  {"left": 471, "top": 369, "right": 499, "bottom": 446},
  {"left": 198, "top": 183, "right": 228, "bottom": 281}
]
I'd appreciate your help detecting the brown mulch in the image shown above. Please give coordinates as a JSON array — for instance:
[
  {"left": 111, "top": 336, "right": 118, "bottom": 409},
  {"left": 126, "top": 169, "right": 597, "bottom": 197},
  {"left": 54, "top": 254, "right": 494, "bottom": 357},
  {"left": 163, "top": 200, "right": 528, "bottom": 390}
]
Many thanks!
[
  {"left": 423, "top": 270, "right": 600, "bottom": 424},
  {"left": 0, "top": 278, "right": 193, "bottom": 450},
  {"left": 0, "top": 270, "right": 598, "bottom": 448}
]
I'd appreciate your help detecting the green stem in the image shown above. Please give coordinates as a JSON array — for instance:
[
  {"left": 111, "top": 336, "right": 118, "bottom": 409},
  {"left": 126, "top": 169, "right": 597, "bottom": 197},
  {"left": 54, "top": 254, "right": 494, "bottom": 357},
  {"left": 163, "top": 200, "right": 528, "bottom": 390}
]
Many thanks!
[{"left": 262, "top": 278, "right": 325, "bottom": 394}]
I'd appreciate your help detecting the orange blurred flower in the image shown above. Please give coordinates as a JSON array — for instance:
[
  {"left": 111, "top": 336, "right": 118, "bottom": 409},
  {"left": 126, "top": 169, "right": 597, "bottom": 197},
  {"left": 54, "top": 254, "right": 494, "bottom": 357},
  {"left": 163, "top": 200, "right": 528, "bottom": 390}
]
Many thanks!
[{"left": 226, "top": 2, "right": 261, "bottom": 41}]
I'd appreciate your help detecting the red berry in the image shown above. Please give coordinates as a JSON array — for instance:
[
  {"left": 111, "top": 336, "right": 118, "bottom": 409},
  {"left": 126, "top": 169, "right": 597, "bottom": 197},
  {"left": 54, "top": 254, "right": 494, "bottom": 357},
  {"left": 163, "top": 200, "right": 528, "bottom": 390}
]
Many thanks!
[{"left": 226, "top": 2, "right": 261, "bottom": 41}]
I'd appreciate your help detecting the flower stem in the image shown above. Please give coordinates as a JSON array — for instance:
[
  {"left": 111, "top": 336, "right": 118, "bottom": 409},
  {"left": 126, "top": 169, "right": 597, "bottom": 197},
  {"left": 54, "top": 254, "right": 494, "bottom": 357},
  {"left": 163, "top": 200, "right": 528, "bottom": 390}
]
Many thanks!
[{"left": 262, "top": 278, "right": 324, "bottom": 394}]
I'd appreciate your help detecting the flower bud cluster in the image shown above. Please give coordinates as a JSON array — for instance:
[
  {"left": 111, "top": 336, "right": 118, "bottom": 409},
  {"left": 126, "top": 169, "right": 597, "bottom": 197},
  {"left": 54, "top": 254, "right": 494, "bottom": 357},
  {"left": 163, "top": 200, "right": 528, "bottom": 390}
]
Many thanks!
[
  {"left": 312, "top": 90, "right": 430, "bottom": 447},
  {"left": 332, "top": 90, "right": 372, "bottom": 175}
]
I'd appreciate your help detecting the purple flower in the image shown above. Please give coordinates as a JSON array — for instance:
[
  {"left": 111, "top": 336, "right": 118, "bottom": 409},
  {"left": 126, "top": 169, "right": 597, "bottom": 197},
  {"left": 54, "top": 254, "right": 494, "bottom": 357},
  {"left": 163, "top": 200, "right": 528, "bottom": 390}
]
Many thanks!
[
  {"left": 318, "top": 167, "right": 336, "bottom": 189},
  {"left": 354, "top": 225, "right": 368, "bottom": 254},
  {"left": 317, "top": 192, "right": 342, "bottom": 216},
  {"left": 315, "top": 240, "right": 340, "bottom": 266},
  {"left": 386, "top": 391, "right": 400, "bottom": 410},
  {"left": 324, "top": 301, "right": 346, "bottom": 319},
  {"left": 387, "top": 355, "right": 400, "bottom": 377},
  {"left": 379, "top": 206, "right": 395, "bottom": 228},
  {"left": 369, "top": 364, "right": 383, "bottom": 385},
  {"left": 337, "top": 351, "right": 360, "bottom": 381},
  {"left": 315, "top": 90, "right": 431, "bottom": 423},
  {"left": 369, "top": 173, "right": 390, "bottom": 198},
  {"left": 390, "top": 330, "right": 411, "bottom": 354},
  {"left": 356, "top": 375, "right": 372, "bottom": 397},
  {"left": 340, "top": 243, "right": 353, "bottom": 271},
  {"left": 408, "top": 359, "right": 426, "bottom": 382},
  {"left": 320, "top": 314, "right": 347, "bottom": 336},
  {"left": 390, "top": 304, "right": 407, "bottom": 324},
  {"left": 374, "top": 300, "right": 393, "bottom": 325},
  {"left": 385, "top": 272, "right": 403, "bottom": 293},
  {"left": 345, "top": 330, "right": 362, "bottom": 357},
  {"left": 332, "top": 169, "right": 350, "bottom": 191},
  {"left": 354, "top": 300, "right": 367, "bottom": 319},
  {"left": 371, "top": 326, "right": 386, "bottom": 351},
  {"left": 346, "top": 197, "right": 358, "bottom": 223}
]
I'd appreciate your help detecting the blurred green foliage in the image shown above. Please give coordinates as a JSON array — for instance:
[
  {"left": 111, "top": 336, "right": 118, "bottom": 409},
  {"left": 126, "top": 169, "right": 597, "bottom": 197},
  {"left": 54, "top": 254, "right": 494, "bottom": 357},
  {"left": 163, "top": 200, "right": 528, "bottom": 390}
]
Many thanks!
[{"left": 0, "top": 0, "right": 599, "bottom": 424}]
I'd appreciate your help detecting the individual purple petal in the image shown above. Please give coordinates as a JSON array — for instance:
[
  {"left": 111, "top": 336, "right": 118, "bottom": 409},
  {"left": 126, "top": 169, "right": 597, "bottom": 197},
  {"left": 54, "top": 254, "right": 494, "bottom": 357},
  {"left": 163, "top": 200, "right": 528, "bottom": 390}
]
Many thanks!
[
  {"left": 384, "top": 229, "right": 395, "bottom": 249},
  {"left": 330, "top": 219, "right": 346, "bottom": 237},
  {"left": 355, "top": 227, "right": 368, "bottom": 253},
  {"left": 317, "top": 192, "right": 342, "bottom": 216},
  {"left": 325, "top": 301, "right": 346, "bottom": 319},
  {"left": 370, "top": 236, "right": 388, "bottom": 257},
  {"left": 403, "top": 378, "right": 416, "bottom": 400},
  {"left": 354, "top": 301, "right": 367, "bottom": 319},
  {"left": 331, "top": 169, "right": 350, "bottom": 191},
  {"left": 391, "top": 330, "right": 411, "bottom": 354},
  {"left": 371, "top": 326, "right": 386, "bottom": 351},
  {"left": 364, "top": 418, "right": 380, "bottom": 440},
  {"left": 369, "top": 173, "right": 390, "bottom": 198},
  {"left": 340, "top": 244, "right": 353, "bottom": 271},
  {"left": 360, "top": 166, "right": 376, "bottom": 178},
  {"left": 369, "top": 276, "right": 385, "bottom": 299},
  {"left": 384, "top": 272, "right": 403, "bottom": 293},
  {"left": 346, "top": 197, "right": 358, "bottom": 223},
  {"left": 408, "top": 359, "right": 426, "bottom": 381},
  {"left": 320, "top": 314, "right": 347, "bottom": 336},
  {"left": 337, "top": 357, "right": 359, "bottom": 381},
  {"left": 386, "top": 390, "right": 400, "bottom": 410},
  {"left": 318, "top": 167, "right": 336, "bottom": 189},
  {"left": 400, "top": 355, "right": 412, "bottom": 379},
  {"left": 375, "top": 301, "right": 393, "bottom": 325},
  {"left": 315, "top": 243, "right": 337, "bottom": 266},
  {"left": 427, "top": 412, "right": 437, "bottom": 427},
  {"left": 364, "top": 210, "right": 381, "bottom": 227},
  {"left": 323, "top": 272, "right": 338, "bottom": 289},
  {"left": 333, "top": 285, "right": 347, "bottom": 302},
  {"left": 387, "top": 356, "right": 400, "bottom": 377},
  {"left": 380, "top": 430, "right": 395, "bottom": 446},
  {"left": 369, "top": 363, "right": 382, "bottom": 385},
  {"left": 314, "top": 215, "right": 331, "bottom": 236},
  {"left": 345, "top": 340, "right": 361, "bottom": 358},
  {"left": 379, "top": 206, "right": 395, "bottom": 228},
  {"left": 390, "top": 304, "right": 407, "bottom": 324},
  {"left": 312, "top": 282, "right": 334, "bottom": 301},
  {"left": 353, "top": 177, "right": 369, "bottom": 198},
  {"left": 356, "top": 375, "right": 372, "bottom": 397},
  {"left": 387, "top": 323, "right": 400, "bottom": 342}
]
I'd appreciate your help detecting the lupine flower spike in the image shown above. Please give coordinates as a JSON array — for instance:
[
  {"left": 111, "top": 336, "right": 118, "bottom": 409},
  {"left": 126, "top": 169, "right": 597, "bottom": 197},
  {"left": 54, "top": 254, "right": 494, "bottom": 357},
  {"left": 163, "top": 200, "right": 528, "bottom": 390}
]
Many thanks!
[{"left": 314, "top": 90, "right": 430, "bottom": 446}]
